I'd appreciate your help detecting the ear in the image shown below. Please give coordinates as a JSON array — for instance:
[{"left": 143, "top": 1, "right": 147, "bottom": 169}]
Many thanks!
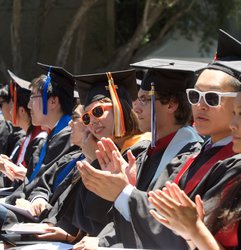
[
  {"left": 48, "top": 96, "right": 59, "bottom": 110},
  {"left": 17, "top": 106, "right": 26, "bottom": 116},
  {"left": 167, "top": 100, "right": 179, "bottom": 114}
]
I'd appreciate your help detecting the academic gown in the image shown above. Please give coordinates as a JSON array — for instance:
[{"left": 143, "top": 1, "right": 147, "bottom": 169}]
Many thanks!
[
  {"left": 181, "top": 149, "right": 241, "bottom": 249},
  {"left": 28, "top": 147, "right": 82, "bottom": 223},
  {"left": 107, "top": 145, "right": 241, "bottom": 249},
  {"left": 2, "top": 127, "right": 47, "bottom": 190},
  {"left": 4, "top": 125, "right": 73, "bottom": 205},
  {"left": 0, "top": 120, "right": 25, "bottom": 156},
  {"left": 98, "top": 141, "right": 202, "bottom": 249},
  {"left": 63, "top": 138, "right": 151, "bottom": 237},
  {"left": 0, "top": 148, "right": 82, "bottom": 230}
]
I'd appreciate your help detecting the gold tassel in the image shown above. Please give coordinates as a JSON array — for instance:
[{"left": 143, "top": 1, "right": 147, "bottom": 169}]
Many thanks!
[{"left": 106, "top": 72, "right": 126, "bottom": 137}]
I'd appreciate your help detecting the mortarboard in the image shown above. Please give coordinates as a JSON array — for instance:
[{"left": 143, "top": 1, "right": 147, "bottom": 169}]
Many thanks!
[
  {"left": 74, "top": 69, "right": 137, "bottom": 106},
  {"left": 8, "top": 70, "right": 31, "bottom": 125},
  {"left": 207, "top": 30, "right": 241, "bottom": 81},
  {"left": 74, "top": 69, "right": 138, "bottom": 137},
  {"left": 8, "top": 70, "right": 31, "bottom": 90},
  {"left": 208, "top": 60, "right": 241, "bottom": 82},
  {"left": 37, "top": 62, "right": 76, "bottom": 115},
  {"left": 131, "top": 58, "right": 206, "bottom": 147},
  {"left": 215, "top": 29, "right": 241, "bottom": 61},
  {"left": 131, "top": 58, "right": 207, "bottom": 92}
]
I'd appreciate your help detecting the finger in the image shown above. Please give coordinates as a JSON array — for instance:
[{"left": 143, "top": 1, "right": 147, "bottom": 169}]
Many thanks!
[
  {"left": 0, "top": 154, "right": 9, "bottom": 160},
  {"left": 170, "top": 183, "right": 193, "bottom": 206},
  {"left": 4, "top": 168, "right": 15, "bottom": 182},
  {"left": 96, "top": 141, "right": 111, "bottom": 166},
  {"left": 36, "top": 232, "right": 55, "bottom": 239},
  {"left": 79, "top": 161, "right": 107, "bottom": 192},
  {"left": 104, "top": 137, "right": 119, "bottom": 152},
  {"left": 165, "top": 181, "right": 180, "bottom": 202},
  {"left": 195, "top": 195, "right": 204, "bottom": 219},
  {"left": 148, "top": 193, "right": 173, "bottom": 218},
  {"left": 96, "top": 150, "right": 107, "bottom": 170},
  {"left": 111, "top": 151, "right": 122, "bottom": 173}
]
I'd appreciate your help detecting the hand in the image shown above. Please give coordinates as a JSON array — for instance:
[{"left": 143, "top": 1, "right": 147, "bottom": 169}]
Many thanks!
[
  {"left": 30, "top": 198, "right": 48, "bottom": 216},
  {"left": 0, "top": 154, "right": 10, "bottom": 160},
  {"left": 77, "top": 157, "right": 129, "bottom": 202},
  {"left": 0, "top": 155, "right": 8, "bottom": 172},
  {"left": 15, "top": 198, "right": 33, "bottom": 213},
  {"left": 35, "top": 226, "right": 75, "bottom": 242},
  {"left": 96, "top": 138, "right": 136, "bottom": 185},
  {"left": 148, "top": 182, "right": 202, "bottom": 241},
  {"left": 3, "top": 161, "right": 27, "bottom": 181},
  {"left": 72, "top": 236, "right": 99, "bottom": 250}
]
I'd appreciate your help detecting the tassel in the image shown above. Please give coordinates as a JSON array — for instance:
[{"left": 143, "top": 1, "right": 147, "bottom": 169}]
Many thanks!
[
  {"left": 42, "top": 67, "right": 52, "bottom": 115},
  {"left": 106, "top": 72, "right": 126, "bottom": 137},
  {"left": 10, "top": 80, "right": 17, "bottom": 125},
  {"left": 150, "top": 82, "right": 156, "bottom": 148}
]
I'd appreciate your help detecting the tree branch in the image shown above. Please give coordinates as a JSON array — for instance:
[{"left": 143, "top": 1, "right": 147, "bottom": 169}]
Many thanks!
[
  {"left": 103, "top": 0, "right": 175, "bottom": 69},
  {"left": 156, "top": 0, "right": 196, "bottom": 42},
  {"left": 56, "top": 0, "right": 99, "bottom": 66}
]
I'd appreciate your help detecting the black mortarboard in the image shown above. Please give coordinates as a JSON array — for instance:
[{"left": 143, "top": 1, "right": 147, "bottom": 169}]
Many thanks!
[
  {"left": 37, "top": 62, "right": 75, "bottom": 115},
  {"left": 131, "top": 58, "right": 207, "bottom": 92},
  {"left": 8, "top": 70, "right": 31, "bottom": 124},
  {"left": 207, "top": 60, "right": 241, "bottom": 81},
  {"left": 74, "top": 69, "right": 137, "bottom": 137},
  {"left": 215, "top": 29, "right": 241, "bottom": 61},
  {"left": 207, "top": 30, "right": 241, "bottom": 81},
  {"left": 74, "top": 69, "right": 137, "bottom": 107}
]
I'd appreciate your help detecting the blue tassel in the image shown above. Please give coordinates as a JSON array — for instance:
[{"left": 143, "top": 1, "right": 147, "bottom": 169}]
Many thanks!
[{"left": 42, "top": 67, "right": 52, "bottom": 115}]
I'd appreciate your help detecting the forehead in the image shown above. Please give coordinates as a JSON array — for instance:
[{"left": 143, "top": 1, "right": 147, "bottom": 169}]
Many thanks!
[
  {"left": 195, "top": 69, "right": 232, "bottom": 91},
  {"left": 31, "top": 86, "right": 41, "bottom": 94},
  {"left": 138, "top": 89, "right": 150, "bottom": 96},
  {"left": 84, "top": 100, "right": 101, "bottom": 111}
]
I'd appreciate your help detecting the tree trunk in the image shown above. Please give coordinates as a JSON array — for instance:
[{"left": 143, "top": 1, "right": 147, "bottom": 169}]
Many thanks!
[
  {"left": 104, "top": 0, "right": 197, "bottom": 70},
  {"left": 31, "top": 0, "right": 58, "bottom": 76},
  {"left": 73, "top": 16, "right": 87, "bottom": 74},
  {"left": 11, "top": 0, "right": 22, "bottom": 74},
  {"left": 56, "top": 0, "right": 99, "bottom": 67}
]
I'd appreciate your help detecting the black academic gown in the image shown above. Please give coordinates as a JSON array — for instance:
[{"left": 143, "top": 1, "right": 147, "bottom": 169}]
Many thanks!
[
  {"left": 0, "top": 120, "right": 25, "bottom": 157},
  {"left": 5, "top": 126, "right": 73, "bottom": 205},
  {"left": 28, "top": 147, "right": 82, "bottom": 223},
  {"left": 62, "top": 139, "right": 150, "bottom": 237},
  {"left": 2, "top": 128, "right": 47, "bottom": 190},
  {"left": 104, "top": 145, "right": 241, "bottom": 250},
  {"left": 98, "top": 141, "right": 202, "bottom": 249}
]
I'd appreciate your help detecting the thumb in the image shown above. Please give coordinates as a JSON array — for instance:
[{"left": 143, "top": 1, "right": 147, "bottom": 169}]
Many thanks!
[{"left": 127, "top": 150, "right": 136, "bottom": 167}]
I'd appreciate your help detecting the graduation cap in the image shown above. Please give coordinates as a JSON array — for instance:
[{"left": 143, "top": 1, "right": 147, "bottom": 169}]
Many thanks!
[
  {"left": 130, "top": 58, "right": 206, "bottom": 147},
  {"left": 207, "top": 30, "right": 241, "bottom": 81},
  {"left": 74, "top": 69, "right": 138, "bottom": 137},
  {"left": 37, "top": 62, "right": 75, "bottom": 115},
  {"left": 207, "top": 60, "right": 241, "bottom": 82},
  {"left": 131, "top": 58, "right": 207, "bottom": 92},
  {"left": 8, "top": 70, "right": 31, "bottom": 125},
  {"left": 215, "top": 29, "right": 241, "bottom": 61}
]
